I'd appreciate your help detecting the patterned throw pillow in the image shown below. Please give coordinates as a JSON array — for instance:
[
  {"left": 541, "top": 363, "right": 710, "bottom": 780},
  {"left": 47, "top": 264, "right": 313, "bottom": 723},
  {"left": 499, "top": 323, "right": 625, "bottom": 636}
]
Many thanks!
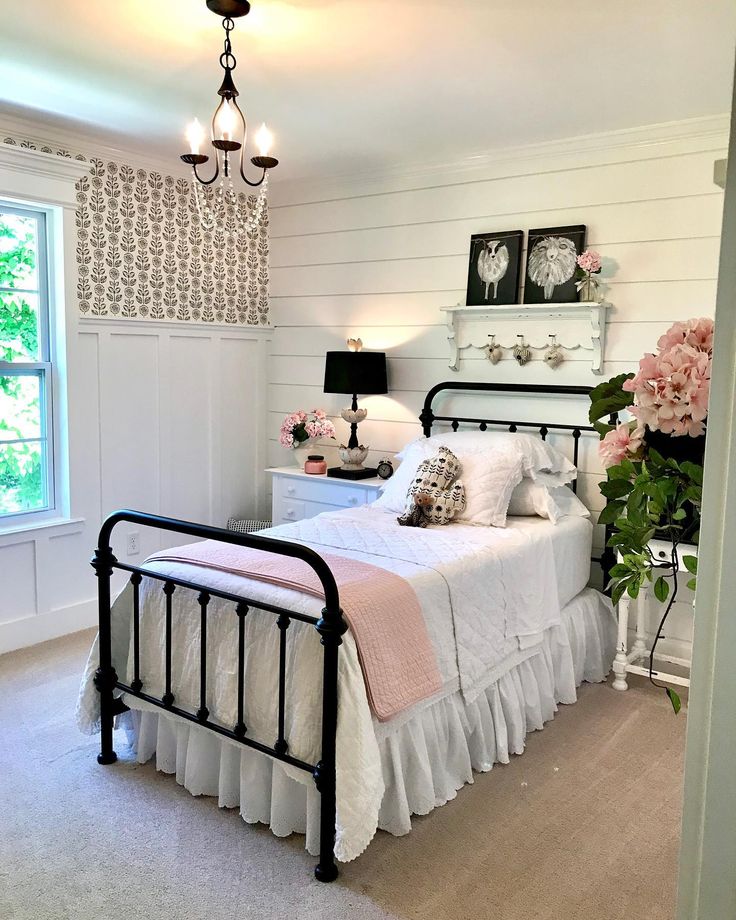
[{"left": 398, "top": 446, "right": 466, "bottom": 526}]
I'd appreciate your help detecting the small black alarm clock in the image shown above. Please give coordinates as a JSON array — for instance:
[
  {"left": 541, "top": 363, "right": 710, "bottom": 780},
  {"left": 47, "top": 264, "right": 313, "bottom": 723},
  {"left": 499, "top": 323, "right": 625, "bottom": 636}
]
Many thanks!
[{"left": 377, "top": 457, "right": 394, "bottom": 480}]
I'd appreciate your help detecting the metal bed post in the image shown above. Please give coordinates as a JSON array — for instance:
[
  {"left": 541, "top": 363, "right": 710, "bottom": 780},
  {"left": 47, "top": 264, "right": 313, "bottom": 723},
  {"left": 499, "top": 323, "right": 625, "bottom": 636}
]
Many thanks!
[
  {"left": 91, "top": 539, "right": 119, "bottom": 765},
  {"left": 314, "top": 579, "right": 348, "bottom": 881}
]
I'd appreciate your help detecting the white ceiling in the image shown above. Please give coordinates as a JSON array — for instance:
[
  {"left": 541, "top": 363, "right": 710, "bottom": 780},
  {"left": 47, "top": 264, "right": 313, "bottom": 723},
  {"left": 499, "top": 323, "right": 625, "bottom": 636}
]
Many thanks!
[{"left": 0, "top": 0, "right": 734, "bottom": 180}]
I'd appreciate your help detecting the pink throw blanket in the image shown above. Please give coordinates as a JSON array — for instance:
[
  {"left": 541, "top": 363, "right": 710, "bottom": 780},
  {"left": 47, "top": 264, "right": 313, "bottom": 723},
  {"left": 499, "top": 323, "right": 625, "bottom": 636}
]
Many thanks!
[{"left": 147, "top": 540, "right": 442, "bottom": 721}]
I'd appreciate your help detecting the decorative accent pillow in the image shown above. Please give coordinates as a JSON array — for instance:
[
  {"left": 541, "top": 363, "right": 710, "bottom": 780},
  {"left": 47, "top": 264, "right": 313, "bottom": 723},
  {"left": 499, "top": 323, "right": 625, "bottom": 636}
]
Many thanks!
[
  {"left": 421, "top": 430, "right": 577, "bottom": 483},
  {"left": 383, "top": 440, "right": 524, "bottom": 527},
  {"left": 507, "top": 476, "right": 591, "bottom": 524},
  {"left": 398, "top": 447, "right": 466, "bottom": 527}
]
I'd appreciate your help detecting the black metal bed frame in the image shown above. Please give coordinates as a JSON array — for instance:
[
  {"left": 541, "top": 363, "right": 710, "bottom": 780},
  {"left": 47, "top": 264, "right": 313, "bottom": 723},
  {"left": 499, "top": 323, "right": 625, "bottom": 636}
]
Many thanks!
[{"left": 92, "top": 381, "right": 614, "bottom": 883}]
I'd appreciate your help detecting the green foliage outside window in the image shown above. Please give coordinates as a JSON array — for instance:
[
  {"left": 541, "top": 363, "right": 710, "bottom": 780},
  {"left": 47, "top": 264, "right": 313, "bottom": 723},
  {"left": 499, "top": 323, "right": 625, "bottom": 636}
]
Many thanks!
[{"left": 0, "top": 212, "right": 44, "bottom": 514}]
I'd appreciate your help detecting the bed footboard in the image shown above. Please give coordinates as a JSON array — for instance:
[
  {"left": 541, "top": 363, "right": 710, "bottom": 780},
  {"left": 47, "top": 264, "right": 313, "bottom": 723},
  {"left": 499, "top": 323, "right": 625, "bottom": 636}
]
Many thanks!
[{"left": 91, "top": 509, "right": 347, "bottom": 883}]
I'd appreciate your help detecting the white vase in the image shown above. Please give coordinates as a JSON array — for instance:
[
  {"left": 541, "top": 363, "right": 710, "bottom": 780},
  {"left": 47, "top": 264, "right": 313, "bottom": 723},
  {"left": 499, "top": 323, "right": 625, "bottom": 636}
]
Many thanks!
[{"left": 292, "top": 442, "right": 314, "bottom": 469}]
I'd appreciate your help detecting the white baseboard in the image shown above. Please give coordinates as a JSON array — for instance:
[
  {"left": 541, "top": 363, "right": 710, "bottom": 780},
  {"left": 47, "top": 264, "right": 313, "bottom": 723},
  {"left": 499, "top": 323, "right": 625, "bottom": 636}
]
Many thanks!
[{"left": 0, "top": 597, "right": 97, "bottom": 655}]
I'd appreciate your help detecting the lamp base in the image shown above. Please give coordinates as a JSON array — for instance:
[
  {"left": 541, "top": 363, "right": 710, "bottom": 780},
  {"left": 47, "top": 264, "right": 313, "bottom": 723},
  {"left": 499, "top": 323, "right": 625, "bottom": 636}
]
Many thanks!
[{"left": 327, "top": 466, "right": 379, "bottom": 481}]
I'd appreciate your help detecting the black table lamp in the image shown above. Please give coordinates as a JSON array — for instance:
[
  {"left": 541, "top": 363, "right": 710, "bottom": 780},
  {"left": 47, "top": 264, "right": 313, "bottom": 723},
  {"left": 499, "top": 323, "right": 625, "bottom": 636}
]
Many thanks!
[{"left": 324, "top": 342, "right": 388, "bottom": 479}]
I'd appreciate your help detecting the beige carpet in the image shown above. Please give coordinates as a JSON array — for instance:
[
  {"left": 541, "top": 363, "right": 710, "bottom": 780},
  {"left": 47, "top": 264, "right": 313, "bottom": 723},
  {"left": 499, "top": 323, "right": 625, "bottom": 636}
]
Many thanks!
[{"left": 0, "top": 629, "right": 685, "bottom": 920}]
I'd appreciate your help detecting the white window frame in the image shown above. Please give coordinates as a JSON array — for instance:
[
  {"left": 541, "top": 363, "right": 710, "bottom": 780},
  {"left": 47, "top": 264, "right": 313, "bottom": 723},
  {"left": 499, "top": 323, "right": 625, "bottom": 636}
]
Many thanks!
[{"left": 0, "top": 200, "right": 58, "bottom": 527}]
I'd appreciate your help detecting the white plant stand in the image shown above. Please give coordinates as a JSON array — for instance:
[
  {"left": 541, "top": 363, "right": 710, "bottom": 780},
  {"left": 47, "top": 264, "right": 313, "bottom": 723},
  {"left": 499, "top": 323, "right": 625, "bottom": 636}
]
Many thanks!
[
  {"left": 440, "top": 302, "right": 609, "bottom": 374},
  {"left": 612, "top": 538, "right": 696, "bottom": 692}
]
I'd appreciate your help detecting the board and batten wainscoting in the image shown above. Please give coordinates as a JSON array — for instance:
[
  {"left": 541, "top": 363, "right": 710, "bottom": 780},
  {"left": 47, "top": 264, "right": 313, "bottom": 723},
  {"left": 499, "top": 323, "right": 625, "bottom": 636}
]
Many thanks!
[
  {"left": 267, "top": 115, "right": 728, "bottom": 666},
  {"left": 0, "top": 315, "right": 271, "bottom": 654}
]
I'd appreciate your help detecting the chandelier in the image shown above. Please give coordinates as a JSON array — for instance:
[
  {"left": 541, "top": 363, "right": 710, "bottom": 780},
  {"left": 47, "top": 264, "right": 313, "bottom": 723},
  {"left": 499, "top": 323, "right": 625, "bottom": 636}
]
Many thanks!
[{"left": 181, "top": 0, "right": 278, "bottom": 237}]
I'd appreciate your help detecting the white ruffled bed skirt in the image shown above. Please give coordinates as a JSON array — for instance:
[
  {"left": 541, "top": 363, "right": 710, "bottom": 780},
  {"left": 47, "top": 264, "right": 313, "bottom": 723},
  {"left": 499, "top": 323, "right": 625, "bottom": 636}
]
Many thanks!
[{"left": 121, "top": 588, "right": 616, "bottom": 861}]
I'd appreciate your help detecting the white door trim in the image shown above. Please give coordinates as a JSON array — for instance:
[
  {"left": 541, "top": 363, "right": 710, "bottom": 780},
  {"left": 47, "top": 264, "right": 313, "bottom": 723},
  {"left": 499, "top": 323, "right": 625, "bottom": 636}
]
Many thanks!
[{"left": 677, "top": 70, "right": 736, "bottom": 920}]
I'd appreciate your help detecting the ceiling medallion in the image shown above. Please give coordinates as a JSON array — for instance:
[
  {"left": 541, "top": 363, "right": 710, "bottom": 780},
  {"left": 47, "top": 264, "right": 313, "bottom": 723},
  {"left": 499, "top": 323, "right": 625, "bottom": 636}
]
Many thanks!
[{"left": 181, "top": 0, "right": 278, "bottom": 240}]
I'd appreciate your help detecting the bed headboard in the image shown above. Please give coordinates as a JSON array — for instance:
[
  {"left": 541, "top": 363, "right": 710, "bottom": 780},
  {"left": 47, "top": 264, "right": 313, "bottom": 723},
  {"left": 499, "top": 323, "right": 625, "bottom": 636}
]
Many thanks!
[{"left": 418, "top": 381, "right": 617, "bottom": 588}]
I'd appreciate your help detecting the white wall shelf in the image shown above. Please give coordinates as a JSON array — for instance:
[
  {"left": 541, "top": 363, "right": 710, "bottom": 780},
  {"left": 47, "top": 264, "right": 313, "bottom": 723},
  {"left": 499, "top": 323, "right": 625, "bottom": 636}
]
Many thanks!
[{"left": 441, "top": 302, "right": 610, "bottom": 374}]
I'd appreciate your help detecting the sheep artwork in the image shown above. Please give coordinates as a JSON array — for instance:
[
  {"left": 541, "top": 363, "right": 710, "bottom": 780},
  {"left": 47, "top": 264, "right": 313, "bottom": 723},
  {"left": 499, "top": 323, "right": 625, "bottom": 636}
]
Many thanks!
[
  {"left": 524, "top": 226, "right": 586, "bottom": 304},
  {"left": 527, "top": 236, "right": 578, "bottom": 300},
  {"left": 475, "top": 239, "right": 509, "bottom": 301},
  {"left": 466, "top": 231, "right": 522, "bottom": 306}
]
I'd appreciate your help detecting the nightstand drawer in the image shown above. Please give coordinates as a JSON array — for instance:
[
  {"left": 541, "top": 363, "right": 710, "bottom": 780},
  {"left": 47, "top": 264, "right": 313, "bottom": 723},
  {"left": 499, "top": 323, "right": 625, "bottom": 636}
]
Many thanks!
[
  {"left": 267, "top": 467, "right": 384, "bottom": 525},
  {"left": 275, "top": 476, "right": 371, "bottom": 508},
  {"left": 273, "top": 497, "right": 343, "bottom": 524}
]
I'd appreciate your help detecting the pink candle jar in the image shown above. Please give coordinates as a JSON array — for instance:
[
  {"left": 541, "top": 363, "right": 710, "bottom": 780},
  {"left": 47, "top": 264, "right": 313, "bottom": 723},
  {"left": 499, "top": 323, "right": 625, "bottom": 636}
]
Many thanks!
[{"left": 304, "top": 454, "right": 327, "bottom": 475}]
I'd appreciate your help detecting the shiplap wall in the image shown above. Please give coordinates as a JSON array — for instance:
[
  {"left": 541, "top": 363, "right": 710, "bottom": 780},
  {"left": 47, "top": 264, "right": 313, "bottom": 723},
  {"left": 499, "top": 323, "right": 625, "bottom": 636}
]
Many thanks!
[{"left": 267, "top": 118, "right": 728, "bottom": 659}]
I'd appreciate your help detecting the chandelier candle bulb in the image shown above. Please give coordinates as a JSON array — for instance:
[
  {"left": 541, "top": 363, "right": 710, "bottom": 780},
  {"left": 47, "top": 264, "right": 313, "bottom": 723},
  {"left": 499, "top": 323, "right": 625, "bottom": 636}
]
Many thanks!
[
  {"left": 186, "top": 118, "right": 206, "bottom": 155},
  {"left": 214, "top": 97, "right": 240, "bottom": 143},
  {"left": 256, "top": 123, "right": 274, "bottom": 156}
]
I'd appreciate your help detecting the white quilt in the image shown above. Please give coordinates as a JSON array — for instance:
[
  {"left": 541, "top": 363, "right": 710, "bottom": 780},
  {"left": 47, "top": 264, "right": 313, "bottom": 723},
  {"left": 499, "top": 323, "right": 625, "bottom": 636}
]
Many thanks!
[{"left": 77, "top": 505, "right": 589, "bottom": 861}]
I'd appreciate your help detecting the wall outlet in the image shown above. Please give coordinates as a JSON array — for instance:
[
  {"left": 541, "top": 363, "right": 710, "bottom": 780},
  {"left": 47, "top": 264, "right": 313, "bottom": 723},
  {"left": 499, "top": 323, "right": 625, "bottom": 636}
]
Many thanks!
[{"left": 127, "top": 531, "right": 140, "bottom": 556}]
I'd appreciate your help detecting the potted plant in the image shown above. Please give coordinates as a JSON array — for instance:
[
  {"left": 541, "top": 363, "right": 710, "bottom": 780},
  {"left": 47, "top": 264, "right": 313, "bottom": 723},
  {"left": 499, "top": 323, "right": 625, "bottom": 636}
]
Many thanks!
[
  {"left": 279, "top": 409, "right": 336, "bottom": 467},
  {"left": 575, "top": 249, "right": 603, "bottom": 302},
  {"left": 590, "top": 317, "right": 713, "bottom": 711}
]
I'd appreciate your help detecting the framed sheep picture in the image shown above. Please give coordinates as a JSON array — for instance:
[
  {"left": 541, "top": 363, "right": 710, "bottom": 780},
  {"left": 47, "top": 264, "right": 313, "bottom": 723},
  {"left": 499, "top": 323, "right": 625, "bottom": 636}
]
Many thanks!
[
  {"left": 466, "top": 230, "right": 523, "bottom": 306},
  {"left": 523, "top": 225, "right": 587, "bottom": 304}
]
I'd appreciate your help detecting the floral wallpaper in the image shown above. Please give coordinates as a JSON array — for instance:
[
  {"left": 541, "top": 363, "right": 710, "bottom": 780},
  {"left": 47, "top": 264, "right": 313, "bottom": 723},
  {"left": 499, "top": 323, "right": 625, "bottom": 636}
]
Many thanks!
[{"left": 2, "top": 135, "right": 269, "bottom": 325}]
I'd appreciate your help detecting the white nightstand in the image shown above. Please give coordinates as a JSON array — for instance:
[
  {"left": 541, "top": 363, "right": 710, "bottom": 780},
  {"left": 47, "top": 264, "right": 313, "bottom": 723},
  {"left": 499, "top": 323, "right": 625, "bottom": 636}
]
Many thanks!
[
  {"left": 267, "top": 467, "right": 384, "bottom": 525},
  {"left": 612, "top": 538, "right": 696, "bottom": 692}
]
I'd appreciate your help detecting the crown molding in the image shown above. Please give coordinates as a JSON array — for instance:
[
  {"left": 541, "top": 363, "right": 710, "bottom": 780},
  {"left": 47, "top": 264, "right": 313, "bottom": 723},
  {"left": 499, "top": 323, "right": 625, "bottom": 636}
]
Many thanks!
[
  {"left": 270, "top": 114, "right": 732, "bottom": 208},
  {"left": 0, "top": 144, "right": 91, "bottom": 205},
  {"left": 0, "top": 109, "right": 191, "bottom": 179}
]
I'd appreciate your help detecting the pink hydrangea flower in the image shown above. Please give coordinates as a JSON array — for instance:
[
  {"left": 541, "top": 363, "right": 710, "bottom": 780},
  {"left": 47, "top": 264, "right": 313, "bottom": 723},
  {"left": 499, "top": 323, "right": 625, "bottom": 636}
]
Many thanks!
[
  {"left": 623, "top": 317, "right": 713, "bottom": 439},
  {"left": 599, "top": 422, "right": 645, "bottom": 468},
  {"left": 577, "top": 250, "right": 602, "bottom": 273},
  {"left": 280, "top": 409, "right": 335, "bottom": 449}
]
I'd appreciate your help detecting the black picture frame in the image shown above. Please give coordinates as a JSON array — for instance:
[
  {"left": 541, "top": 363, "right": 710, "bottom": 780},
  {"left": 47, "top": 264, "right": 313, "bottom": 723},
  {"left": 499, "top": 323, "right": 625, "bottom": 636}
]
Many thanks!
[
  {"left": 523, "top": 224, "right": 587, "bottom": 304},
  {"left": 466, "top": 230, "right": 523, "bottom": 306}
]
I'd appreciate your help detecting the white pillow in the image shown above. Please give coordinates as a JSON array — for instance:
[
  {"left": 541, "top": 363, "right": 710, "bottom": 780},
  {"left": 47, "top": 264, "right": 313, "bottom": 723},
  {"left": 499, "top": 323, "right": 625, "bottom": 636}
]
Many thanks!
[
  {"left": 376, "top": 438, "right": 524, "bottom": 527},
  {"left": 507, "top": 477, "right": 591, "bottom": 524},
  {"left": 417, "top": 430, "right": 577, "bottom": 484}
]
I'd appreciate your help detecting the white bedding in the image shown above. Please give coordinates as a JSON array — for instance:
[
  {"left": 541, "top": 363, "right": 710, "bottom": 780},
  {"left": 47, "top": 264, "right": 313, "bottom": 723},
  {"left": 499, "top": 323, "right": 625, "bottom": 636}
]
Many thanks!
[{"left": 77, "top": 505, "right": 596, "bottom": 861}]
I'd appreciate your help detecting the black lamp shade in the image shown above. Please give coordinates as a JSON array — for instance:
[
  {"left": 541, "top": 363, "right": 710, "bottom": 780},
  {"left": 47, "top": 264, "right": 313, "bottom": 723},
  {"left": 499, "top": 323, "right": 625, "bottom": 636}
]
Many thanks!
[{"left": 324, "top": 351, "right": 388, "bottom": 396}]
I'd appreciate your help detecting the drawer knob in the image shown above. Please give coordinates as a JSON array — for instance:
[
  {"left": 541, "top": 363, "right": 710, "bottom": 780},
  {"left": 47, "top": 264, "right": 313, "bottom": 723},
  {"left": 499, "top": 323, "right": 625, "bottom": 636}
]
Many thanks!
[
  {"left": 286, "top": 486, "right": 296, "bottom": 496},
  {"left": 286, "top": 509, "right": 296, "bottom": 518},
  {"left": 348, "top": 496, "right": 359, "bottom": 506}
]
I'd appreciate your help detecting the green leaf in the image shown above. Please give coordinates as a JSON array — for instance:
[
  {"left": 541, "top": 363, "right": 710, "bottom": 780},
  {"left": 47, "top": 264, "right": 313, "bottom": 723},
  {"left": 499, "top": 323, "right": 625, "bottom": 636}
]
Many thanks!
[
  {"left": 687, "top": 578, "right": 698, "bottom": 592},
  {"left": 600, "top": 479, "right": 635, "bottom": 499},
  {"left": 627, "top": 580, "right": 641, "bottom": 599},
  {"left": 672, "top": 508, "right": 687, "bottom": 521},
  {"left": 610, "top": 563, "right": 632, "bottom": 578},
  {"left": 683, "top": 555, "right": 698, "bottom": 575},
  {"left": 654, "top": 576, "right": 670, "bottom": 602},
  {"left": 681, "top": 461, "right": 704, "bottom": 485},
  {"left": 666, "top": 687, "right": 682, "bottom": 715},
  {"left": 598, "top": 500, "right": 625, "bottom": 525},
  {"left": 611, "top": 581, "right": 629, "bottom": 607},
  {"left": 588, "top": 373, "right": 635, "bottom": 425},
  {"left": 647, "top": 448, "right": 667, "bottom": 468}
]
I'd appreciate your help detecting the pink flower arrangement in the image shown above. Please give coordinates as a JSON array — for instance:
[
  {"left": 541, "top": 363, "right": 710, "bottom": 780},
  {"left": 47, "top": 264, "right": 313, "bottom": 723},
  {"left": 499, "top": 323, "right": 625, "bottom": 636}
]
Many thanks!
[
  {"left": 622, "top": 317, "right": 713, "bottom": 439},
  {"left": 279, "top": 409, "right": 335, "bottom": 449},
  {"left": 599, "top": 421, "right": 645, "bottom": 468},
  {"left": 576, "top": 249, "right": 602, "bottom": 274}
]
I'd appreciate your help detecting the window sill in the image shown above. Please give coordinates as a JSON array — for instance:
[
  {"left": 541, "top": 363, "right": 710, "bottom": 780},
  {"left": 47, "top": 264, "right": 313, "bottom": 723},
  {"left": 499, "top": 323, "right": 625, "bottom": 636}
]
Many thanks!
[{"left": 0, "top": 515, "right": 86, "bottom": 543}]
